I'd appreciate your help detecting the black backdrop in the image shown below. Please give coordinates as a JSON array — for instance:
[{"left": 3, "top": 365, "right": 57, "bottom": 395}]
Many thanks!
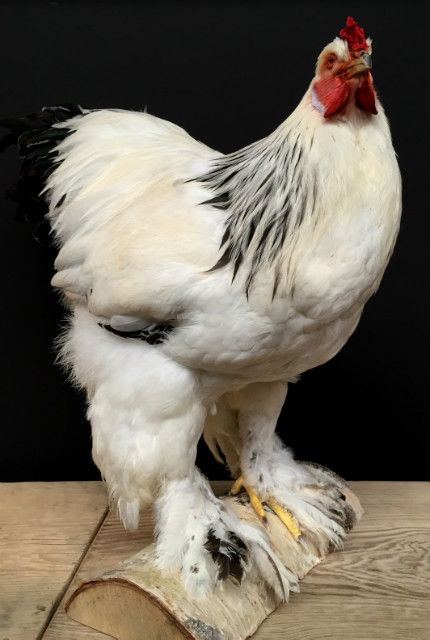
[{"left": 1, "top": 1, "right": 428, "bottom": 482}]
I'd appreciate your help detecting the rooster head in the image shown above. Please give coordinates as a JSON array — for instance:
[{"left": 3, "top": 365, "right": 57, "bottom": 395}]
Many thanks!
[{"left": 311, "top": 16, "right": 377, "bottom": 119}]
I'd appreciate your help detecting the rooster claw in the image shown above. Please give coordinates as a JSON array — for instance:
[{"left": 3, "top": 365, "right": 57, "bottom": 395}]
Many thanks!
[{"left": 231, "top": 475, "right": 301, "bottom": 540}]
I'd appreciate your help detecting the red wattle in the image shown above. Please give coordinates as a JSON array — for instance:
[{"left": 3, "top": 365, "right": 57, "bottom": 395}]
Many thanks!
[
  {"left": 313, "top": 77, "right": 351, "bottom": 118},
  {"left": 356, "top": 72, "right": 378, "bottom": 115}
]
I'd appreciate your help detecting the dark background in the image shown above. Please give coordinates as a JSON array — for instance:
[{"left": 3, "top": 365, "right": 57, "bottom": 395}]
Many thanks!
[{"left": 1, "top": 1, "right": 428, "bottom": 483}]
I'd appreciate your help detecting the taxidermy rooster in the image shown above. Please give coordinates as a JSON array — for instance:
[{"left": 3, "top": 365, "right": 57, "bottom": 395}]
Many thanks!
[{"left": 2, "top": 17, "right": 400, "bottom": 599}]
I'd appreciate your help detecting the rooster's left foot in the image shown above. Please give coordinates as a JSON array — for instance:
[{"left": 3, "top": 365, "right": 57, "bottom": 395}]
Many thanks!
[
  {"left": 231, "top": 475, "right": 302, "bottom": 541},
  {"left": 231, "top": 461, "right": 360, "bottom": 554}
]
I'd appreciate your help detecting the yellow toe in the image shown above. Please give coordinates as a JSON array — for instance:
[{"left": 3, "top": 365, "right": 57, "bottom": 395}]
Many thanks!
[
  {"left": 231, "top": 476, "right": 301, "bottom": 539},
  {"left": 231, "top": 476, "right": 267, "bottom": 524},
  {"left": 231, "top": 475, "right": 245, "bottom": 495},
  {"left": 266, "top": 497, "right": 301, "bottom": 540},
  {"left": 246, "top": 486, "right": 267, "bottom": 524}
]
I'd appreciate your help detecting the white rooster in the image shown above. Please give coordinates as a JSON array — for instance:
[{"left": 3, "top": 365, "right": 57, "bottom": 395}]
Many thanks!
[{"left": 2, "top": 17, "right": 401, "bottom": 599}]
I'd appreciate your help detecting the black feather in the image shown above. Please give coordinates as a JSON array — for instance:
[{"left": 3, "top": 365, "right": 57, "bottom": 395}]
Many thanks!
[
  {"left": 100, "top": 322, "right": 175, "bottom": 345},
  {"left": 1, "top": 104, "right": 89, "bottom": 232},
  {"left": 208, "top": 249, "right": 232, "bottom": 273},
  {"left": 195, "top": 132, "right": 310, "bottom": 295},
  {"left": 204, "top": 528, "right": 248, "bottom": 584},
  {"left": 200, "top": 193, "right": 230, "bottom": 209}
]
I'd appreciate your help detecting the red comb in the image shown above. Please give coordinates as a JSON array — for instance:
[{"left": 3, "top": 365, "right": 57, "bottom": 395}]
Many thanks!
[{"left": 339, "top": 16, "right": 369, "bottom": 51}]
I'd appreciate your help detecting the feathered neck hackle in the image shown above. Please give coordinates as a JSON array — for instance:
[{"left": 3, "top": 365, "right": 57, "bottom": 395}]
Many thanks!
[
  {"left": 197, "top": 114, "right": 318, "bottom": 297},
  {"left": 197, "top": 16, "right": 374, "bottom": 297}
]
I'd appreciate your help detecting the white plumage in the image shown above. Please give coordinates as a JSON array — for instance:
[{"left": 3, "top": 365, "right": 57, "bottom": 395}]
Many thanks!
[{"left": 2, "top": 17, "right": 401, "bottom": 599}]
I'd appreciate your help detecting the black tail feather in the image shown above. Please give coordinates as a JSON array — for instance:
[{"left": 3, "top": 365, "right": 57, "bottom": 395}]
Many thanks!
[
  {"left": 1, "top": 103, "right": 88, "bottom": 229},
  {"left": 0, "top": 103, "right": 87, "bottom": 151}
]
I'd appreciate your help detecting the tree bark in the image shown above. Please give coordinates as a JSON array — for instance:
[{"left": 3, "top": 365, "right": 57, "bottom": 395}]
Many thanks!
[{"left": 65, "top": 465, "right": 363, "bottom": 640}]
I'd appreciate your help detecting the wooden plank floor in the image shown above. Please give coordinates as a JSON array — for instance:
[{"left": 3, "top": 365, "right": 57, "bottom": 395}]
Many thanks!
[
  {"left": 0, "top": 482, "right": 108, "bottom": 640},
  {"left": 2, "top": 481, "right": 429, "bottom": 639}
]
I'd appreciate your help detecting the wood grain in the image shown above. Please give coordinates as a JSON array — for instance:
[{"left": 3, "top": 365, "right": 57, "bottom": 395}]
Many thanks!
[
  {"left": 253, "top": 482, "right": 430, "bottom": 639},
  {"left": 43, "top": 483, "right": 232, "bottom": 640},
  {"left": 63, "top": 473, "right": 363, "bottom": 640},
  {"left": 3, "top": 481, "right": 429, "bottom": 640},
  {"left": 52, "top": 482, "right": 430, "bottom": 640},
  {"left": 0, "top": 481, "right": 107, "bottom": 640}
]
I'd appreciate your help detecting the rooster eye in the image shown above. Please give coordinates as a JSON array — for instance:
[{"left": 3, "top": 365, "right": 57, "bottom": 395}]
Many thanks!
[{"left": 327, "top": 55, "right": 336, "bottom": 66}]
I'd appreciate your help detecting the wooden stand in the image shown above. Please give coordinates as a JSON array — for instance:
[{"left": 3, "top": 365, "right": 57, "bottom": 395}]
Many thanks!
[{"left": 65, "top": 467, "right": 363, "bottom": 640}]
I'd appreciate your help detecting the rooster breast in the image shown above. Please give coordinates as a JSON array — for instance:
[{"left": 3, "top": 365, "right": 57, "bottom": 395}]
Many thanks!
[
  {"left": 163, "top": 103, "right": 401, "bottom": 384},
  {"left": 288, "top": 105, "right": 401, "bottom": 322}
]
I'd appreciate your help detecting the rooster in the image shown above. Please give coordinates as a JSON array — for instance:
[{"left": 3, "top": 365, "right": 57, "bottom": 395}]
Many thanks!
[{"left": 2, "top": 17, "right": 401, "bottom": 599}]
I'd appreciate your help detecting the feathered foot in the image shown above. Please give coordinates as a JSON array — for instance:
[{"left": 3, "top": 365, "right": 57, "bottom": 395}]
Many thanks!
[
  {"left": 155, "top": 469, "right": 299, "bottom": 600},
  {"left": 234, "top": 454, "right": 361, "bottom": 557},
  {"left": 231, "top": 475, "right": 302, "bottom": 541}
]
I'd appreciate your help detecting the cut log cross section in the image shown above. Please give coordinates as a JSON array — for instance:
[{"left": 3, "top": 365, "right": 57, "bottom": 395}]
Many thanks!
[{"left": 65, "top": 465, "right": 363, "bottom": 640}]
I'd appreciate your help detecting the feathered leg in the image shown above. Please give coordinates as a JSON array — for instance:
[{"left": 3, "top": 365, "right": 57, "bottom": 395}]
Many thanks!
[
  {"left": 60, "top": 305, "right": 207, "bottom": 529},
  {"left": 154, "top": 466, "right": 299, "bottom": 599},
  {"left": 61, "top": 307, "right": 296, "bottom": 599},
  {"left": 209, "top": 382, "right": 355, "bottom": 554}
]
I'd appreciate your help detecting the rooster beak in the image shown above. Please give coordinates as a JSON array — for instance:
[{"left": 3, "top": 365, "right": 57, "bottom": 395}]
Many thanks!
[{"left": 346, "top": 53, "right": 372, "bottom": 79}]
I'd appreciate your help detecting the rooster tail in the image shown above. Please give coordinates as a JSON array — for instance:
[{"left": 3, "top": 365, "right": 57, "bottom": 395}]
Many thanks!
[{"left": 0, "top": 103, "right": 88, "bottom": 227}]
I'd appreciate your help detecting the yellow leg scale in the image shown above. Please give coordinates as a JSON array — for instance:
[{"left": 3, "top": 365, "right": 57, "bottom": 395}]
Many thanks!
[{"left": 231, "top": 475, "right": 302, "bottom": 541}]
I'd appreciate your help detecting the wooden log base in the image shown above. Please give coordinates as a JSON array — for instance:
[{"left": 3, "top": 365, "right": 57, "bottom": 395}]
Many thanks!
[{"left": 65, "top": 464, "right": 363, "bottom": 640}]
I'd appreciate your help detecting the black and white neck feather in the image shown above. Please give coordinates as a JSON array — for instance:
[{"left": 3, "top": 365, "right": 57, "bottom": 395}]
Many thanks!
[{"left": 197, "top": 120, "right": 317, "bottom": 296}]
